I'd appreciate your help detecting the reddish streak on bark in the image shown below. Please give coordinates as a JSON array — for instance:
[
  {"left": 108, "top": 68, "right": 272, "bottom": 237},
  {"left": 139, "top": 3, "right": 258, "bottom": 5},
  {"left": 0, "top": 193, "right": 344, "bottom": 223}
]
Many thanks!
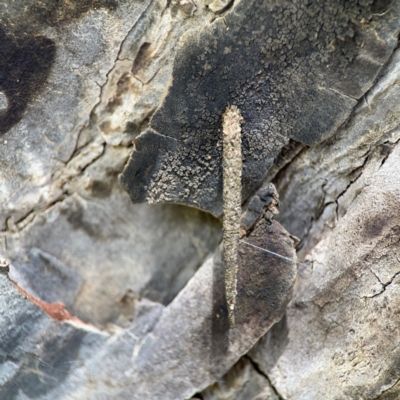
[{"left": 11, "top": 279, "right": 79, "bottom": 322}]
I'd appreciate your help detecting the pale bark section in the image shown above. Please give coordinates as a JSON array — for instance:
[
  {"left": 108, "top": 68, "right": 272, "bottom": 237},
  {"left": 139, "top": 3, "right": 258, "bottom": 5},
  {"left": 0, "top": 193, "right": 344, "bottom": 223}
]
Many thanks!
[
  {"left": 241, "top": 49, "right": 400, "bottom": 400},
  {"left": 222, "top": 105, "right": 243, "bottom": 327}
]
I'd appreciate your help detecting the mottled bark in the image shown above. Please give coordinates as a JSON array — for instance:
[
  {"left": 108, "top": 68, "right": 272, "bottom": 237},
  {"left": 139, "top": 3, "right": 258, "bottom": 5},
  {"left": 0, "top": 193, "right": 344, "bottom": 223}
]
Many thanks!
[{"left": 1, "top": 1, "right": 400, "bottom": 399}]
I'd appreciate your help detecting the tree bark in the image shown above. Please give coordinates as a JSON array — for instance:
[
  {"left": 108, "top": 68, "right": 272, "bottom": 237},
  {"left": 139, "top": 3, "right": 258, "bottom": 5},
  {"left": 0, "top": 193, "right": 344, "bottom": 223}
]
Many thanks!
[{"left": 0, "top": 1, "right": 399, "bottom": 399}]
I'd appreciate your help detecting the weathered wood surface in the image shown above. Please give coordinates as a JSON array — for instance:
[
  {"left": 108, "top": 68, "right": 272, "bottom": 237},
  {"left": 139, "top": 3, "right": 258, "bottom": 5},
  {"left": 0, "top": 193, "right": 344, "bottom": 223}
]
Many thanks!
[
  {"left": 121, "top": 0, "right": 400, "bottom": 216},
  {"left": 1, "top": 0, "right": 400, "bottom": 399},
  {"left": 206, "top": 43, "right": 400, "bottom": 400},
  {"left": 1, "top": 210, "right": 295, "bottom": 399},
  {"left": 246, "top": 48, "right": 400, "bottom": 400}
]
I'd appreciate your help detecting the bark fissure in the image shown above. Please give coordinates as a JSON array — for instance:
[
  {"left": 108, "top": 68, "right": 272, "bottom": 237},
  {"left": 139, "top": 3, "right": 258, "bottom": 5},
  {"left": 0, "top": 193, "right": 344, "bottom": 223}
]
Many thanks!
[
  {"left": 333, "top": 157, "right": 369, "bottom": 219},
  {"left": 0, "top": 10, "right": 156, "bottom": 238},
  {"left": 245, "top": 355, "right": 285, "bottom": 400},
  {"left": 363, "top": 270, "right": 400, "bottom": 299},
  {"left": 0, "top": 7, "right": 162, "bottom": 238},
  {"left": 373, "top": 376, "right": 400, "bottom": 400},
  {"left": 74, "top": 4, "right": 152, "bottom": 154},
  {"left": 0, "top": 142, "right": 106, "bottom": 237},
  {"left": 212, "top": 0, "right": 235, "bottom": 16}
]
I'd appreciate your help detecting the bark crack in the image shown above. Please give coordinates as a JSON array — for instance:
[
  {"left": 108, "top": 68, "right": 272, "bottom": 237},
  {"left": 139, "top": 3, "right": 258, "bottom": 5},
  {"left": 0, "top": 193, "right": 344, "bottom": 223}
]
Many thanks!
[
  {"left": 74, "top": 3, "right": 152, "bottom": 155},
  {"left": 363, "top": 270, "right": 400, "bottom": 299},
  {"left": 380, "top": 137, "right": 400, "bottom": 167},
  {"left": 211, "top": 0, "right": 235, "bottom": 16},
  {"left": 0, "top": 7, "right": 155, "bottom": 238},
  {"left": 334, "top": 156, "right": 368, "bottom": 219},
  {"left": 373, "top": 376, "right": 400, "bottom": 399},
  {"left": 245, "top": 355, "right": 285, "bottom": 400},
  {"left": 0, "top": 140, "right": 106, "bottom": 237}
]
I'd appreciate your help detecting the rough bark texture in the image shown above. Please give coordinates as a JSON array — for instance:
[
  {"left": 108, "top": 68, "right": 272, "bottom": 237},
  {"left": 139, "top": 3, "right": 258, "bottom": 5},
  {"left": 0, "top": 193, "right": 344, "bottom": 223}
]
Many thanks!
[
  {"left": 222, "top": 105, "right": 243, "bottom": 326},
  {"left": 121, "top": 0, "right": 400, "bottom": 216},
  {"left": 1, "top": 0, "right": 400, "bottom": 399},
  {"left": 247, "top": 48, "right": 400, "bottom": 400}
]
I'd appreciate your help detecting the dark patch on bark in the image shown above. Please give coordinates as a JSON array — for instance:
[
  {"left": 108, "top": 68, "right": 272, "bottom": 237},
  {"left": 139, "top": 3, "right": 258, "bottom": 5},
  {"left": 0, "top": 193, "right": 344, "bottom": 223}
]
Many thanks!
[
  {"left": 2, "top": 330, "right": 87, "bottom": 399},
  {"left": 61, "top": 201, "right": 100, "bottom": 239},
  {"left": 121, "top": 0, "right": 400, "bottom": 216},
  {"left": 87, "top": 179, "right": 113, "bottom": 198},
  {"left": 205, "top": 216, "right": 296, "bottom": 368},
  {"left": 0, "top": 28, "right": 56, "bottom": 135},
  {"left": 211, "top": 250, "right": 230, "bottom": 362},
  {"left": 1, "top": 0, "right": 118, "bottom": 31},
  {"left": 106, "top": 72, "right": 135, "bottom": 113},
  {"left": 0, "top": 0, "right": 121, "bottom": 135},
  {"left": 124, "top": 115, "right": 152, "bottom": 136},
  {"left": 132, "top": 42, "right": 152, "bottom": 77},
  {"left": 378, "top": 142, "right": 394, "bottom": 166},
  {"left": 32, "top": 0, "right": 118, "bottom": 26},
  {"left": 235, "top": 219, "right": 297, "bottom": 326},
  {"left": 362, "top": 214, "right": 388, "bottom": 239},
  {"left": 371, "top": 0, "right": 393, "bottom": 14}
]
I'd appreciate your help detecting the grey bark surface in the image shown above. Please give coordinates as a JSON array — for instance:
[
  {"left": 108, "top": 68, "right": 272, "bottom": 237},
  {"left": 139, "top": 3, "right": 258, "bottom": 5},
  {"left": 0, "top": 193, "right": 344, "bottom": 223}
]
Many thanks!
[{"left": 1, "top": 0, "right": 400, "bottom": 399}]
